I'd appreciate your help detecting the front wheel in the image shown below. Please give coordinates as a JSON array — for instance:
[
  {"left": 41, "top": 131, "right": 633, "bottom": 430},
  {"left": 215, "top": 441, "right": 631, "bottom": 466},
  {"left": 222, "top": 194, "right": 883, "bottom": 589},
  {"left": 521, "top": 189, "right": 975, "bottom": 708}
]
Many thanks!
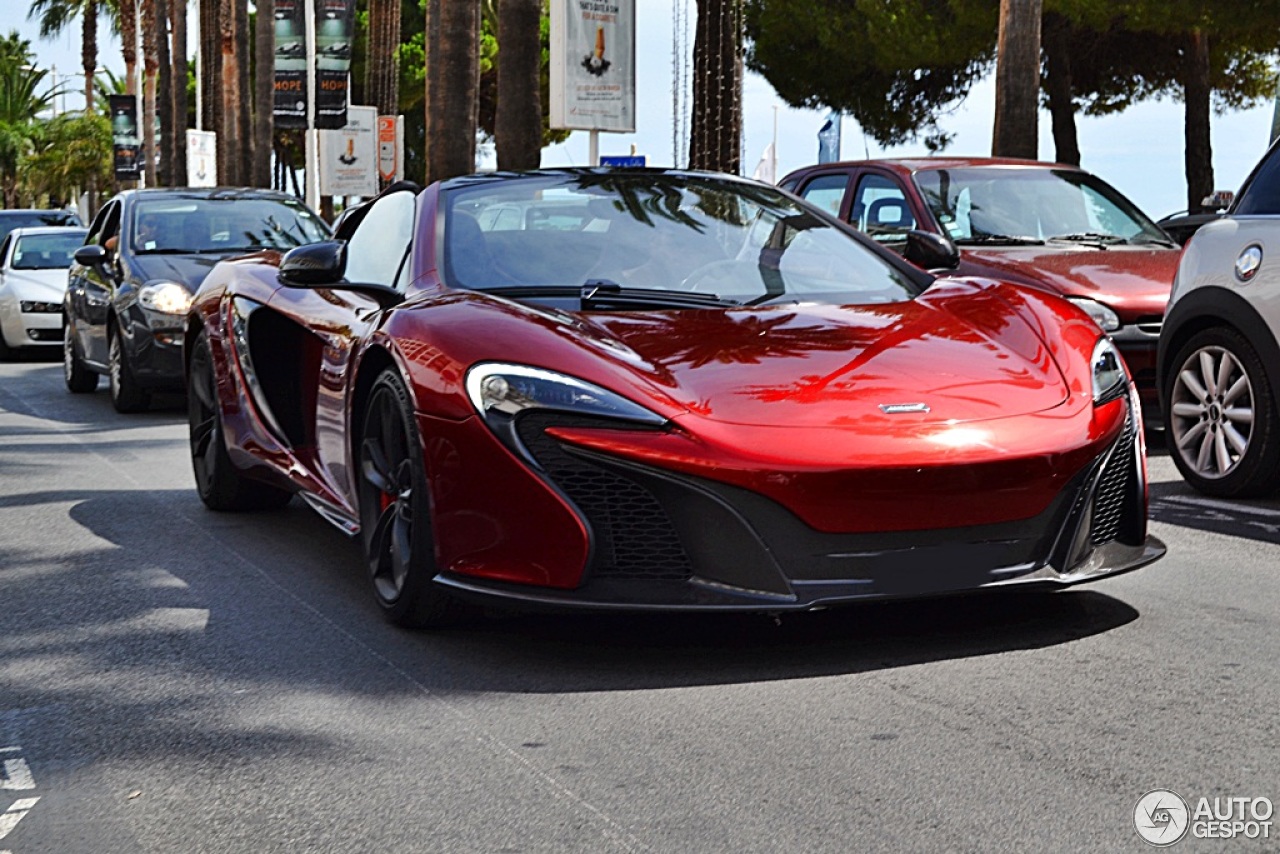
[
  {"left": 63, "top": 325, "right": 99, "bottom": 392},
  {"left": 357, "top": 370, "right": 468, "bottom": 628},
  {"left": 188, "top": 327, "right": 292, "bottom": 511},
  {"left": 108, "top": 329, "right": 151, "bottom": 412},
  {"left": 1164, "top": 326, "right": 1280, "bottom": 497}
]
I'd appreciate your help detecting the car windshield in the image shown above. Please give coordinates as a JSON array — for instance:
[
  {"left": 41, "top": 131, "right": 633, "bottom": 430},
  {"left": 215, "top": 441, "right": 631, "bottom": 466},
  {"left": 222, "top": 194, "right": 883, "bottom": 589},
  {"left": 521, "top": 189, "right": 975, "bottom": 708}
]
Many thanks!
[
  {"left": 131, "top": 196, "right": 329, "bottom": 254},
  {"left": 11, "top": 231, "right": 87, "bottom": 269},
  {"left": 443, "top": 172, "right": 925, "bottom": 306},
  {"left": 0, "top": 211, "right": 81, "bottom": 244},
  {"left": 913, "top": 167, "right": 1169, "bottom": 244}
]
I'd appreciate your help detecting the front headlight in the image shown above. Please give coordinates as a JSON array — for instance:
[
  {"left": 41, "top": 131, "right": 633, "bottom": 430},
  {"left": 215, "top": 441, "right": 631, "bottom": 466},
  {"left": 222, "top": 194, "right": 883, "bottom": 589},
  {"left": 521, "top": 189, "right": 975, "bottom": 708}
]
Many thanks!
[
  {"left": 465, "top": 363, "right": 666, "bottom": 462},
  {"left": 138, "top": 282, "right": 194, "bottom": 315},
  {"left": 1066, "top": 297, "right": 1121, "bottom": 332},
  {"left": 1091, "top": 337, "right": 1128, "bottom": 404}
]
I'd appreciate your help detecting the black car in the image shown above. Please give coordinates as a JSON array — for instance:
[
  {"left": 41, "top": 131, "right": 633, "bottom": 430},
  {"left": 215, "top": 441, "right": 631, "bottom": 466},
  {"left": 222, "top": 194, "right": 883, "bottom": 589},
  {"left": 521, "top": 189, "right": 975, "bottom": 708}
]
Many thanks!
[
  {"left": 0, "top": 209, "right": 83, "bottom": 244},
  {"left": 63, "top": 188, "right": 330, "bottom": 411}
]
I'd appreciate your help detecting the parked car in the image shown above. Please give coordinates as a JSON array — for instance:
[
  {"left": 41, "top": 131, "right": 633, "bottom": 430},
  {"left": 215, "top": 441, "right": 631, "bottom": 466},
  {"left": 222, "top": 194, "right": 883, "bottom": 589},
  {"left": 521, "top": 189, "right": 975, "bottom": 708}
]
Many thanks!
[
  {"left": 1156, "top": 190, "right": 1235, "bottom": 246},
  {"left": 0, "top": 226, "right": 87, "bottom": 359},
  {"left": 185, "top": 169, "right": 1163, "bottom": 627},
  {"left": 63, "top": 188, "right": 329, "bottom": 411},
  {"left": 0, "top": 208, "right": 82, "bottom": 244},
  {"left": 1159, "top": 139, "right": 1280, "bottom": 497},
  {"left": 779, "top": 158, "right": 1182, "bottom": 422}
]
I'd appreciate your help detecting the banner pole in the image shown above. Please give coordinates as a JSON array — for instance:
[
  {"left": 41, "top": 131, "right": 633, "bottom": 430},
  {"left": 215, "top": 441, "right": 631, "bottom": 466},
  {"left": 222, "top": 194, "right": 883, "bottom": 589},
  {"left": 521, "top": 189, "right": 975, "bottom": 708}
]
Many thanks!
[{"left": 305, "top": 0, "right": 319, "bottom": 210}]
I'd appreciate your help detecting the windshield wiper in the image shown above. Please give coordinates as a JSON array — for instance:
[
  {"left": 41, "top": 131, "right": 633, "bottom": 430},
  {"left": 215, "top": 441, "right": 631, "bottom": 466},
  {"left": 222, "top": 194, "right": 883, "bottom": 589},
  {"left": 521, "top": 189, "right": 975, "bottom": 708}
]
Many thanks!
[
  {"left": 478, "top": 280, "right": 741, "bottom": 310},
  {"left": 1128, "top": 235, "right": 1179, "bottom": 248},
  {"left": 953, "top": 234, "right": 1045, "bottom": 246},
  {"left": 1048, "top": 232, "right": 1128, "bottom": 246}
]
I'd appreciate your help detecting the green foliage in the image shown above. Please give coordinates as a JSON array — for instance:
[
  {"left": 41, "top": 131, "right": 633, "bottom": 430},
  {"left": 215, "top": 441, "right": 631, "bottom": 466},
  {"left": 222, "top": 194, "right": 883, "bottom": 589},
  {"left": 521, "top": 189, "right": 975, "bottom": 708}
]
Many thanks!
[{"left": 21, "top": 110, "right": 111, "bottom": 201}]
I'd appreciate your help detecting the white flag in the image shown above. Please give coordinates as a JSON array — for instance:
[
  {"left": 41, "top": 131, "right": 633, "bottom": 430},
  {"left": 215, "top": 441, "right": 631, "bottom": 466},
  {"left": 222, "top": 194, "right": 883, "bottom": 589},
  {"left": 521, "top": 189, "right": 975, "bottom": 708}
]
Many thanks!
[{"left": 752, "top": 142, "right": 777, "bottom": 184}]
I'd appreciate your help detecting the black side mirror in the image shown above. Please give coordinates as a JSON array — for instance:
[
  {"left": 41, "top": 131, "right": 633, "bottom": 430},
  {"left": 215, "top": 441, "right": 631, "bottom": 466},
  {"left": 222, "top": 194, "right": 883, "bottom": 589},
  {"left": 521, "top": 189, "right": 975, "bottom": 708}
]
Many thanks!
[
  {"left": 278, "top": 240, "right": 403, "bottom": 308},
  {"left": 903, "top": 229, "right": 960, "bottom": 271},
  {"left": 74, "top": 244, "right": 108, "bottom": 268}
]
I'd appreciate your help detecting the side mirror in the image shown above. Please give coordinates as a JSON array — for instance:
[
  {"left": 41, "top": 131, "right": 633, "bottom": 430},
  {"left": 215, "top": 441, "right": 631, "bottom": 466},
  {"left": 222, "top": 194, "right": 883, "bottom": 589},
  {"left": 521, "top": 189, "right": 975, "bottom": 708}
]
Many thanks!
[
  {"left": 74, "top": 244, "right": 108, "bottom": 268},
  {"left": 903, "top": 229, "right": 960, "bottom": 271},
  {"left": 278, "top": 240, "right": 403, "bottom": 308}
]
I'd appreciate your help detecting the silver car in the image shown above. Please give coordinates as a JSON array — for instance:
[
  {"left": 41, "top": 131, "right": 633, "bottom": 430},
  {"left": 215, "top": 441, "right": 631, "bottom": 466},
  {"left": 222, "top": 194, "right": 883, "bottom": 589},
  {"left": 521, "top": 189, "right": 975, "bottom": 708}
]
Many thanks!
[{"left": 1158, "top": 139, "right": 1280, "bottom": 496}]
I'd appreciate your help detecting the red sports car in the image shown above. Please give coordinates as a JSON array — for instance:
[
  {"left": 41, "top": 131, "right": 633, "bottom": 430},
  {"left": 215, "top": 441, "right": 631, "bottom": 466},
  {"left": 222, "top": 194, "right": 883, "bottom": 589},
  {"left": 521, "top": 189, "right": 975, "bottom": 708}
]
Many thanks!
[{"left": 185, "top": 170, "right": 1164, "bottom": 627}]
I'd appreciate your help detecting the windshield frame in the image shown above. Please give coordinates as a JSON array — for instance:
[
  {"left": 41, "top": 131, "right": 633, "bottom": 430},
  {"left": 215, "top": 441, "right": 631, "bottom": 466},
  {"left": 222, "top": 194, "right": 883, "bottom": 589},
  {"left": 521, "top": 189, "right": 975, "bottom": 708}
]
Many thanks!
[{"left": 437, "top": 170, "right": 933, "bottom": 308}]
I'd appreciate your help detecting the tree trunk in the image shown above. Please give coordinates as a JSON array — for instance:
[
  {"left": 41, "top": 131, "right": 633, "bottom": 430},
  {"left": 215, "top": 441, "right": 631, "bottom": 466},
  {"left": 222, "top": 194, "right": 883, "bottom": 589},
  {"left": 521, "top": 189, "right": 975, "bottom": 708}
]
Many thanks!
[
  {"left": 689, "top": 0, "right": 743, "bottom": 174},
  {"left": 121, "top": 0, "right": 138, "bottom": 96},
  {"left": 423, "top": 0, "right": 438, "bottom": 182},
  {"left": 495, "top": 0, "right": 541, "bottom": 170},
  {"left": 1184, "top": 28, "right": 1213, "bottom": 213},
  {"left": 141, "top": 0, "right": 159, "bottom": 187},
  {"left": 171, "top": 0, "right": 189, "bottom": 185},
  {"left": 991, "top": 0, "right": 1042, "bottom": 159},
  {"left": 157, "top": 0, "right": 173, "bottom": 185},
  {"left": 200, "top": 0, "right": 220, "bottom": 140},
  {"left": 252, "top": 0, "right": 274, "bottom": 188},
  {"left": 1041, "top": 11, "right": 1078, "bottom": 166},
  {"left": 367, "top": 0, "right": 401, "bottom": 187},
  {"left": 429, "top": 0, "right": 480, "bottom": 182},
  {"left": 82, "top": 0, "right": 98, "bottom": 113},
  {"left": 218, "top": 0, "right": 240, "bottom": 186},
  {"left": 236, "top": 0, "right": 252, "bottom": 181}
]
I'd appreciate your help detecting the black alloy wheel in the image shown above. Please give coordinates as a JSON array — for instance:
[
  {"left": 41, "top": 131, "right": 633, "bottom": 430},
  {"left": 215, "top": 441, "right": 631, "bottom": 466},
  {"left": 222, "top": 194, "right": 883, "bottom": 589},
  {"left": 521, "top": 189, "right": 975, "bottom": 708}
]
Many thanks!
[
  {"left": 108, "top": 327, "right": 151, "bottom": 412},
  {"left": 358, "top": 370, "right": 467, "bottom": 628},
  {"left": 188, "top": 327, "right": 292, "bottom": 511},
  {"left": 63, "top": 324, "right": 99, "bottom": 392},
  {"left": 1164, "top": 326, "right": 1280, "bottom": 497}
]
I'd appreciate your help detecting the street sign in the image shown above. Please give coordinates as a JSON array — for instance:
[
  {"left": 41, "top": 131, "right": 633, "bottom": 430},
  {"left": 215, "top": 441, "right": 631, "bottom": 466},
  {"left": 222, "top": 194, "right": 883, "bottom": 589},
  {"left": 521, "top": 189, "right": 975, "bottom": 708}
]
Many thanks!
[
  {"left": 377, "top": 115, "right": 400, "bottom": 183},
  {"left": 318, "top": 105, "right": 377, "bottom": 196},
  {"left": 599, "top": 155, "right": 646, "bottom": 168},
  {"left": 186, "top": 130, "right": 217, "bottom": 187}
]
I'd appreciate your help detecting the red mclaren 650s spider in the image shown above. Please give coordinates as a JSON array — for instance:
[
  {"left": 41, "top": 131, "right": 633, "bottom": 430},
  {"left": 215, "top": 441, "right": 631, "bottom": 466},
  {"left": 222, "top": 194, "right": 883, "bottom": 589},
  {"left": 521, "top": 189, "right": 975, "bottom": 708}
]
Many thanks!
[{"left": 184, "top": 169, "right": 1164, "bottom": 627}]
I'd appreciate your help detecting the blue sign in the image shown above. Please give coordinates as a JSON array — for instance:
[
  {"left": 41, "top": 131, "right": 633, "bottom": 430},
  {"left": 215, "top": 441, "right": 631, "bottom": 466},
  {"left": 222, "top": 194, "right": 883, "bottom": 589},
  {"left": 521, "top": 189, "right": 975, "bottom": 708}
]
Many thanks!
[{"left": 599, "top": 155, "right": 647, "bottom": 168}]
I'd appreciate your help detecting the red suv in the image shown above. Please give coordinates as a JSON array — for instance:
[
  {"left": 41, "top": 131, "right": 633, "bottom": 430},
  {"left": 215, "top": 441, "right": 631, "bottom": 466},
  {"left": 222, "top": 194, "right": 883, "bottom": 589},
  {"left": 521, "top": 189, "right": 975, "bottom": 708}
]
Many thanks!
[{"left": 779, "top": 158, "right": 1180, "bottom": 420}]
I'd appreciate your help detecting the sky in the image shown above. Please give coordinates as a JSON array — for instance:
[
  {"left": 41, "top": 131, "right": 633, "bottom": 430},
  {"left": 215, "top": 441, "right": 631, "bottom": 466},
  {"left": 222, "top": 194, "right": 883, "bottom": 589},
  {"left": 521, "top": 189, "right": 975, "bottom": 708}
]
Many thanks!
[{"left": 15, "top": 3, "right": 1279, "bottom": 221}]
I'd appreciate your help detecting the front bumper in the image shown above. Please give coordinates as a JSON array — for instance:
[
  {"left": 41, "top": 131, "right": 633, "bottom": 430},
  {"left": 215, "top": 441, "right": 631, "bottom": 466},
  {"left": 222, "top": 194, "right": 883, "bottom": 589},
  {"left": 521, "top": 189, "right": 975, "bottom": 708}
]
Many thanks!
[
  {"left": 0, "top": 293, "right": 62, "bottom": 347},
  {"left": 435, "top": 399, "right": 1164, "bottom": 612}
]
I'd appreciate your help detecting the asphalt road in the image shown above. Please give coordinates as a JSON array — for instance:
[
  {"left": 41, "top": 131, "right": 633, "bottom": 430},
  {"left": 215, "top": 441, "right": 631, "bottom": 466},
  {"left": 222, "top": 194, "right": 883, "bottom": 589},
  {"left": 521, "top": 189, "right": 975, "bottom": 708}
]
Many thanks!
[{"left": 1, "top": 356, "right": 1277, "bottom": 853}]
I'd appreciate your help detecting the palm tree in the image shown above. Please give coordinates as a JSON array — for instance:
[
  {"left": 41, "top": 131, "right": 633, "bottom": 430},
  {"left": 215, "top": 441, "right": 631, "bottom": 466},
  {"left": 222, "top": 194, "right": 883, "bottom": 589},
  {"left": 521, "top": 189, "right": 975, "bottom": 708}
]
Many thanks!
[
  {"left": 0, "top": 58, "right": 57, "bottom": 206},
  {"left": 251, "top": 0, "right": 272, "bottom": 187},
  {"left": 168, "top": 0, "right": 187, "bottom": 184},
  {"left": 495, "top": 0, "right": 540, "bottom": 170},
  {"left": 140, "top": 0, "right": 158, "bottom": 185},
  {"left": 27, "top": 0, "right": 115, "bottom": 113},
  {"left": 426, "top": 0, "right": 480, "bottom": 182},
  {"left": 217, "top": 0, "right": 239, "bottom": 185},
  {"left": 689, "top": 0, "right": 742, "bottom": 174},
  {"left": 119, "top": 0, "right": 137, "bottom": 95},
  {"left": 991, "top": 0, "right": 1042, "bottom": 158}
]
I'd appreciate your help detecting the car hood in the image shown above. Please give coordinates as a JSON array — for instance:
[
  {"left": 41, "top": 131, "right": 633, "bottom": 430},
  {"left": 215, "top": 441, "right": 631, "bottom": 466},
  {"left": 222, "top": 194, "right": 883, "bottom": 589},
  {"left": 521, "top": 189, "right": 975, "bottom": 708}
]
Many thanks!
[
  {"left": 577, "top": 294, "right": 1068, "bottom": 427},
  {"left": 130, "top": 253, "right": 231, "bottom": 290},
  {"left": 957, "top": 244, "right": 1178, "bottom": 318},
  {"left": 1, "top": 268, "right": 68, "bottom": 300}
]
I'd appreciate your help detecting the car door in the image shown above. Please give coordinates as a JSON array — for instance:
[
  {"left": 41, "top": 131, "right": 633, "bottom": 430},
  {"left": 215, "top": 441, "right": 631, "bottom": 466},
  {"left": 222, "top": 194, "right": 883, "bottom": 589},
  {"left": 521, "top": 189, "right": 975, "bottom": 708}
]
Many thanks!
[
  {"left": 268, "top": 188, "right": 419, "bottom": 508},
  {"left": 847, "top": 170, "right": 920, "bottom": 254},
  {"left": 69, "top": 200, "right": 122, "bottom": 366}
]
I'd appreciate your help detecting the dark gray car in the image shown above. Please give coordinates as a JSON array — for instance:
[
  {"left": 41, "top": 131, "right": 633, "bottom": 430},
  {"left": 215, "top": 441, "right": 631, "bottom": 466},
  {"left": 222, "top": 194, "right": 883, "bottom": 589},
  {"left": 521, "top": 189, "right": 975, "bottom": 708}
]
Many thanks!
[{"left": 63, "top": 188, "right": 329, "bottom": 411}]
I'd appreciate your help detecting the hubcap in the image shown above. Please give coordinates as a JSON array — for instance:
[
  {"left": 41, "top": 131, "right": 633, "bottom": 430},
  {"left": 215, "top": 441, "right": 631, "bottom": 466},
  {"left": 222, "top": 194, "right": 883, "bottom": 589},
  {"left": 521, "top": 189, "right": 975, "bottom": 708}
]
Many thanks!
[
  {"left": 63, "top": 330, "right": 74, "bottom": 381},
  {"left": 360, "top": 389, "right": 415, "bottom": 604},
  {"left": 109, "top": 337, "right": 121, "bottom": 396},
  {"left": 1170, "top": 345, "right": 1254, "bottom": 479}
]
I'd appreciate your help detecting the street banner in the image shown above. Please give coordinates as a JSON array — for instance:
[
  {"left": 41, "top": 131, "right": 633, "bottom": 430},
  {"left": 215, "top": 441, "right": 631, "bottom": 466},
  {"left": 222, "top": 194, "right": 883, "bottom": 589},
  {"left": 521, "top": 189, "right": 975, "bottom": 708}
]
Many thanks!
[
  {"left": 273, "top": 0, "right": 308, "bottom": 128},
  {"left": 187, "top": 130, "right": 217, "bottom": 187},
  {"left": 817, "top": 110, "right": 841, "bottom": 164},
  {"left": 319, "top": 105, "right": 377, "bottom": 196},
  {"left": 314, "top": 0, "right": 355, "bottom": 129},
  {"left": 377, "top": 115, "right": 402, "bottom": 184},
  {"left": 549, "top": 0, "right": 636, "bottom": 132},
  {"left": 109, "top": 94, "right": 141, "bottom": 180}
]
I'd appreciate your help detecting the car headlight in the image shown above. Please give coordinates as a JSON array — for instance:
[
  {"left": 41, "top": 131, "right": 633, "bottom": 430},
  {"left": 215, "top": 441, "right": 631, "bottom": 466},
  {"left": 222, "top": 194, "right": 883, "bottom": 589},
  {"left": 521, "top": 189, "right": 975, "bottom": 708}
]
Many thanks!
[
  {"left": 465, "top": 363, "right": 666, "bottom": 462},
  {"left": 1066, "top": 297, "right": 1121, "bottom": 332},
  {"left": 138, "top": 282, "right": 194, "bottom": 315},
  {"left": 1091, "top": 337, "right": 1128, "bottom": 404}
]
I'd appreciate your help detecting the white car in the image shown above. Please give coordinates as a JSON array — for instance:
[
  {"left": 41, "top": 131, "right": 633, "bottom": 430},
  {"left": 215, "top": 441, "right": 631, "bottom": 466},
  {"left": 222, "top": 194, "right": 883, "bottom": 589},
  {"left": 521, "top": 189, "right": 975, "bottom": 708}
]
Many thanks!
[
  {"left": 1158, "top": 139, "right": 1280, "bottom": 496},
  {"left": 0, "top": 226, "right": 87, "bottom": 359}
]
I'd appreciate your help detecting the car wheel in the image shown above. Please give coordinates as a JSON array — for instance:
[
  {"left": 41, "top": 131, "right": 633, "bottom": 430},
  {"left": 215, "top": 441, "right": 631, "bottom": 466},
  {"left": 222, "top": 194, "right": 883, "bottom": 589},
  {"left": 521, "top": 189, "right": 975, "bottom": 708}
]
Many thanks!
[
  {"left": 108, "top": 327, "right": 152, "bottom": 412},
  {"left": 187, "top": 327, "right": 293, "bottom": 511},
  {"left": 63, "top": 325, "right": 99, "bottom": 393},
  {"left": 1164, "top": 326, "right": 1280, "bottom": 497},
  {"left": 358, "top": 369, "right": 468, "bottom": 628},
  {"left": 0, "top": 327, "right": 13, "bottom": 361}
]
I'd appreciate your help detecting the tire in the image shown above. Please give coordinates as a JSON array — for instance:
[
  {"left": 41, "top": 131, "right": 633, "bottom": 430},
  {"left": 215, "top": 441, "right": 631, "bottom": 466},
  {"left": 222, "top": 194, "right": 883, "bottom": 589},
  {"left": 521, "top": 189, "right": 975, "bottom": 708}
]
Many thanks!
[
  {"left": 188, "top": 327, "right": 293, "bottom": 511},
  {"left": 108, "top": 326, "right": 152, "bottom": 412},
  {"left": 63, "top": 324, "right": 99, "bottom": 393},
  {"left": 0, "top": 327, "right": 13, "bottom": 361},
  {"left": 1163, "top": 326, "right": 1280, "bottom": 497},
  {"left": 357, "top": 370, "right": 469, "bottom": 628}
]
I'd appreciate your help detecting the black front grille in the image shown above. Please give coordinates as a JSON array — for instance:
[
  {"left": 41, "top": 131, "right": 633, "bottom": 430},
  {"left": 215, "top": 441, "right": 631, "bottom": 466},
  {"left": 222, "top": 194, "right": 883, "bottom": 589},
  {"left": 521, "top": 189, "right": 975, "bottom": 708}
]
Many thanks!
[
  {"left": 516, "top": 414, "right": 693, "bottom": 581},
  {"left": 1090, "top": 407, "right": 1136, "bottom": 545}
]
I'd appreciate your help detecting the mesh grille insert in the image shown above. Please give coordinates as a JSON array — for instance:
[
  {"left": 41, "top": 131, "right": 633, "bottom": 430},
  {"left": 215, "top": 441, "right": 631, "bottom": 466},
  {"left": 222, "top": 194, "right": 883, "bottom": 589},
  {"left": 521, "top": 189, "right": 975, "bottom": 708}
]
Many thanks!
[{"left": 1091, "top": 407, "right": 1136, "bottom": 546}]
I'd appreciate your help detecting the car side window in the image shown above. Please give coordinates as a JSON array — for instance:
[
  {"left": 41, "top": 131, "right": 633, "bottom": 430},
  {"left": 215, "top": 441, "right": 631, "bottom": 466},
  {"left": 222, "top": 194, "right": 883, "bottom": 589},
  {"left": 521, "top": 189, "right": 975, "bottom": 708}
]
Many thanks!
[
  {"left": 797, "top": 174, "right": 849, "bottom": 217},
  {"left": 0, "top": 235, "right": 11, "bottom": 267},
  {"left": 98, "top": 203, "right": 122, "bottom": 252},
  {"left": 1234, "top": 143, "right": 1280, "bottom": 216},
  {"left": 343, "top": 191, "right": 417, "bottom": 290},
  {"left": 851, "top": 174, "right": 916, "bottom": 246}
]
